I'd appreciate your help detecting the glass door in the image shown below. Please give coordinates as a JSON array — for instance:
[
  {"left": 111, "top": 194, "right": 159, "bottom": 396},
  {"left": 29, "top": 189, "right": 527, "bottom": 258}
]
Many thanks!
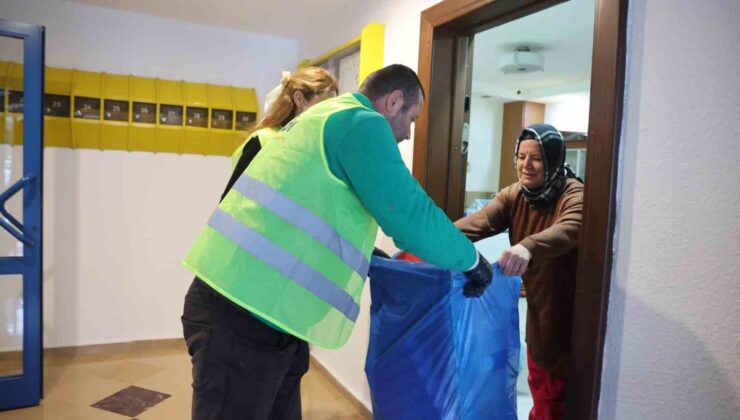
[{"left": 0, "top": 19, "right": 44, "bottom": 411}]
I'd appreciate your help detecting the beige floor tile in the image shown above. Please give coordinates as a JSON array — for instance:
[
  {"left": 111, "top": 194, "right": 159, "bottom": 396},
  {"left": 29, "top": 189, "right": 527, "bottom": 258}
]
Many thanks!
[
  {"left": 91, "top": 360, "right": 164, "bottom": 384},
  {"left": 0, "top": 345, "right": 370, "bottom": 420},
  {"left": 42, "top": 372, "right": 126, "bottom": 407},
  {"left": 0, "top": 399, "right": 125, "bottom": 420}
]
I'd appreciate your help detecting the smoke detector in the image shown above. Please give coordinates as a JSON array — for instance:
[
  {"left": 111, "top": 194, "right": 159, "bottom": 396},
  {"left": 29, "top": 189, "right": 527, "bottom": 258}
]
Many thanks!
[{"left": 498, "top": 46, "right": 544, "bottom": 74}]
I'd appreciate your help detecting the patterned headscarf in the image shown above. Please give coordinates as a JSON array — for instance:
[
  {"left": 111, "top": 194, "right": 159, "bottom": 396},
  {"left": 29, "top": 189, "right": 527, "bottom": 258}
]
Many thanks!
[{"left": 514, "top": 124, "right": 577, "bottom": 208}]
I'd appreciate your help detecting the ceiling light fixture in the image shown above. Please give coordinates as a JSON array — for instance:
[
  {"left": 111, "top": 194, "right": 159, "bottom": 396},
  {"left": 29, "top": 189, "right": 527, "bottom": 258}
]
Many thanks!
[{"left": 498, "top": 46, "right": 544, "bottom": 74}]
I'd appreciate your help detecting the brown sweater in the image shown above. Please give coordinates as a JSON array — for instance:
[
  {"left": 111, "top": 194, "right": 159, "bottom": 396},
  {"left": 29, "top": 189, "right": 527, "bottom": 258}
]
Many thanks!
[{"left": 455, "top": 178, "right": 583, "bottom": 378}]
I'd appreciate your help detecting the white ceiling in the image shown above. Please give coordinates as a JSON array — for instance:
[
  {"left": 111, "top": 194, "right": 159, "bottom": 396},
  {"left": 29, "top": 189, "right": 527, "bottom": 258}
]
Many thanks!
[
  {"left": 68, "top": 0, "right": 595, "bottom": 98},
  {"left": 472, "top": 0, "right": 595, "bottom": 98},
  {"left": 66, "top": 0, "right": 349, "bottom": 38}
]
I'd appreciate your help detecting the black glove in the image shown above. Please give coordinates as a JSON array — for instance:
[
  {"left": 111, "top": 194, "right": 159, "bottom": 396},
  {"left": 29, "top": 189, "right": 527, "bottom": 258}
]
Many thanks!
[
  {"left": 463, "top": 252, "right": 493, "bottom": 297},
  {"left": 372, "top": 247, "right": 391, "bottom": 259}
]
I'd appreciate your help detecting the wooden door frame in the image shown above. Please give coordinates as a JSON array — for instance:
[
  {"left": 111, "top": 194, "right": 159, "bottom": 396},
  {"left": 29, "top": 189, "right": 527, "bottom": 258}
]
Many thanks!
[{"left": 412, "top": 0, "right": 628, "bottom": 418}]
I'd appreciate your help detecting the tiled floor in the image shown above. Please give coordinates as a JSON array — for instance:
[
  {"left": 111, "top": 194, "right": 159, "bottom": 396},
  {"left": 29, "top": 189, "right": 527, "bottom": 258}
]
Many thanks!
[{"left": 0, "top": 342, "right": 369, "bottom": 419}]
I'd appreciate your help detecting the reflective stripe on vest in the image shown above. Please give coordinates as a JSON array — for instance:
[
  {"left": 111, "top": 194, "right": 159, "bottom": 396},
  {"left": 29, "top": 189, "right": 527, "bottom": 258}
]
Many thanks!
[
  {"left": 232, "top": 174, "right": 370, "bottom": 278},
  {"left": 184, "top": 94, "right": 379, "bottom": 348},
  {"left": 208, "top": 208, "right": 361, "bottom": 321}
]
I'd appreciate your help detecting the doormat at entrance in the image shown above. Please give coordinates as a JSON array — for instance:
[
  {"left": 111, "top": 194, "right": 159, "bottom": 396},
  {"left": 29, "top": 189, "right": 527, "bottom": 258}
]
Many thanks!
[{"left": 91, "top": 385, "right": 170, "bottom": 417}]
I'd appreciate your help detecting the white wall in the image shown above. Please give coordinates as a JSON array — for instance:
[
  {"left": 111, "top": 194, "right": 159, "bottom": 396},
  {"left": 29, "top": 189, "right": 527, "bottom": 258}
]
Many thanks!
[
  {"left": 300, "top": 0, "right": 440, "bottom": 171},
  {"left": 601, "top": 0, "right": 740, "bottom": 419},
  {"left": 42, "top": 149, "right": 232, "bottom": 346},
  {"left": 542, "top": 92, "right": 590, "bottom": 133},
  {"left": 0, "top": 0, "right": 300, "bottom": 348},
  {"left": 1, "top": 0, "right": 299, "bottom": 102},
  {"left": 466, "top": 95, "right": 503, "bottom": 193},
  {"left": 298, "top": 0, "right": 440, "bottom": 409}
]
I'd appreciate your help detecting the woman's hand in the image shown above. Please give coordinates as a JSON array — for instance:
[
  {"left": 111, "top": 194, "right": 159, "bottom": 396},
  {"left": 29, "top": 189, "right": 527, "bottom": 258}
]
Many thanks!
[{"left": 498, "top": 244, "right": 532, "bottom": 276}]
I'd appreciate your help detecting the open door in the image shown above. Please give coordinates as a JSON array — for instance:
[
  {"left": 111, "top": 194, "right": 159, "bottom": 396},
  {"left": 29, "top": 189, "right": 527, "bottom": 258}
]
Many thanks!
[
  {"left": 0, "top": 19, "right": 45, "bottom": 410},
  {"left": 416, "top": 28, "right": 477, "bottom": 220},
  {"left": 414, "top": 0, "right": 627, "bottom": 417},
  {"left": 445, "top": 35, "right": 474, "bottom": 219}
]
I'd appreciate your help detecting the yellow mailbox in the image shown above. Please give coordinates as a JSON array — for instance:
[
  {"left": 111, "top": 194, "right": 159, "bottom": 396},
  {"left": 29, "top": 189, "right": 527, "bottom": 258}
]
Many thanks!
[
  {"left": 207, "top": 84, "right": 234, "bottom": 156},
  {"left": 44, "top": 67, "right": 73, "bottom": 148},
  {"left": 130, "top": 76, "right": 157, "bottom": 152},
  {"left": 232, "top": 87, "right": 259, "bottom": 154},
  {"left": 182, "top": 82, "right": 209, "bottom": 155},
  {"left": 7, "top": 62, "right": 24, "bottom": 146},
  {"left": 71, "top": 70, "right": 102, "bottom": 149},
  {"left": 101, "top": 73, "right": 130, "bottom": 151},
  {"left": 155, "top": 79, "right": 184, "bottom": 154}
]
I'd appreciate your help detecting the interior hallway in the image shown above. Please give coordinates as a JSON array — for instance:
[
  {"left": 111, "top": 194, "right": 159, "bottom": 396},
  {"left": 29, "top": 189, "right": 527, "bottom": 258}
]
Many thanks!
[{"left": 0, "top": 341, "right": 369, "bottom": 419}]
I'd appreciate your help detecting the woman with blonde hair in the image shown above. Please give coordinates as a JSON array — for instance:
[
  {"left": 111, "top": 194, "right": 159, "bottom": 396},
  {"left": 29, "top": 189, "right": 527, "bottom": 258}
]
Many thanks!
[
  {"left": 181, "top": 67, "right": 336, "bottom": 420},
  {"left": 223, "top": 67, "right": 338, "bottom": 199}
]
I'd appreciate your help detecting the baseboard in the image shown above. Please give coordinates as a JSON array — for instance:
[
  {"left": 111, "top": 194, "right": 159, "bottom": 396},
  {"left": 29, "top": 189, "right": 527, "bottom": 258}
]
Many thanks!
[
  {"left": 44, "top": 338, "right": 185, "bottom": 357},
  {"left": 309, "top": 355, "right": 373, "bottom": 419}
]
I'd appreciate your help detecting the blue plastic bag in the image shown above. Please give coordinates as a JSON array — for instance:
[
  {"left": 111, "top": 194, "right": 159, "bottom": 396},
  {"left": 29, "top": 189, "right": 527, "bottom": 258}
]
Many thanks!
[{"left": 365, "top": 256, "right": 521, "bottom": 420}]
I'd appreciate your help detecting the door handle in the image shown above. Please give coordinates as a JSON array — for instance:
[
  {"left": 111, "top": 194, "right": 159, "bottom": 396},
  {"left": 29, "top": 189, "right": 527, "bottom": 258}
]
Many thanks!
[
  {"left": 461, "top": 122, "right": 470, "bottom": 155},
  {"left": 0, "top": 175, "right": 36, "bottom": 247}
]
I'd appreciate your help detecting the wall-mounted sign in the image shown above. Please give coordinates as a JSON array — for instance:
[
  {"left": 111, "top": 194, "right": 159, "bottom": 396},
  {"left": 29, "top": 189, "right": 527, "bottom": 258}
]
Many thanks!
[
  {"left": 186, "top": 107, "right": 208, "bottom": 128},
  {"left": 132, "top": 102, "right": 156, "bottom": 124},
  {"left": 45, "top": 94, "right": 71, "bottom": 117},
  {"left": 74, "top": 97, "right": 101, "bottom": 120},
  {"left": 211, "top": 109, "right": 233, "bottom": 130},
  {"left": 104, "top": 99, "right": 129, "bottom": 122},
  {"left": 8, "top": 90, "right": 24, "bottom": 113},
  {"left": 235, "top": 111, "right": 257, "bottom": 131},
  {"left": 160, "top": 104, "right": 183, "bottom": 126}
]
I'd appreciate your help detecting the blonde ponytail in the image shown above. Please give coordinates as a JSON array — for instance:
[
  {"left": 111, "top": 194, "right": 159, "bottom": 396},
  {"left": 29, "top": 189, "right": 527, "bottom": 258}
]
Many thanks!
[{"left": 250, "top": 67, "right": 338, "bottom": 136}]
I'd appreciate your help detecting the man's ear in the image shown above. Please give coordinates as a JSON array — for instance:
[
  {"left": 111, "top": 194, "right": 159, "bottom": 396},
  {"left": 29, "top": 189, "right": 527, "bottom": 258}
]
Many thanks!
[{"left": 384, "top": 90, "right": 405, "bottom": 117}]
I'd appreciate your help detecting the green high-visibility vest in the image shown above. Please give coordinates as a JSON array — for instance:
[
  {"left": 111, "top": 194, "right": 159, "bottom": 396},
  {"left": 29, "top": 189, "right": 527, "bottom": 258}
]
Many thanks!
[
  {"left": 184, "top": 94, "right": 379, "bottom": 348},
  {"left": 231, "top": 126, "right": 280, "bottom": 170}
]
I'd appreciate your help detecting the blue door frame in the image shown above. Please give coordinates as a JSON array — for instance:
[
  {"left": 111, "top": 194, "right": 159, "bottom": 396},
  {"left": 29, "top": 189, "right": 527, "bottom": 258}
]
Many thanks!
[{"left": 0, "top": 20, "right": 45, "bottom": 410}]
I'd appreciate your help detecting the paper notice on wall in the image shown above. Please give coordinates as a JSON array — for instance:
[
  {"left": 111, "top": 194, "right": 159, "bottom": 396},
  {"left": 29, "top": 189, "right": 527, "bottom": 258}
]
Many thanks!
[{"left": 338, "top": 50, "right": 360, "bottom": 94}]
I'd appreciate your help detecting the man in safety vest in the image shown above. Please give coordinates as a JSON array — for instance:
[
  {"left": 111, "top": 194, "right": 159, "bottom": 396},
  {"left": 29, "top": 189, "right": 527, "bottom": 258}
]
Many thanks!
[{"left": 181, "top": 64, "right": 493, "bottom": 420}]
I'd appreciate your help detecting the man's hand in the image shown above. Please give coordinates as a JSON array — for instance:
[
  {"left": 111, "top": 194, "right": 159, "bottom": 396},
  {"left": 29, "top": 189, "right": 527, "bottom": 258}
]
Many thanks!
[
  {"left": 463, "top": 252, "right": 493, "bottom": 298},
  {"left": 498, "top": 244, "right": 531, "bottom": 276}
]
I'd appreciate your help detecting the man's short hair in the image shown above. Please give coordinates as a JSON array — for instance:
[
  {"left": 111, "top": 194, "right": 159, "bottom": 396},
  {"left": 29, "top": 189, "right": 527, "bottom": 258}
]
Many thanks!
[{"left": 359, "top": 64, "right": 425, "bottom": 110}]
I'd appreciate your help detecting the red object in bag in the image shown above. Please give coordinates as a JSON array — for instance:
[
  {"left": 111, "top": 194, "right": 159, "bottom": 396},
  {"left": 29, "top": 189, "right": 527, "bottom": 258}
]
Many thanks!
[{"left": 394, "top": 251, "right": 423, "bottom": 262}]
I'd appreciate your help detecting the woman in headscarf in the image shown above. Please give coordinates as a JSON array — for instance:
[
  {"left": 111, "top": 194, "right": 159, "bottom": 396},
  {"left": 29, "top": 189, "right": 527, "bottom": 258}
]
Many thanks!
[{"left": 454, "top": 123, "right": 584, "bottom": 420}]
